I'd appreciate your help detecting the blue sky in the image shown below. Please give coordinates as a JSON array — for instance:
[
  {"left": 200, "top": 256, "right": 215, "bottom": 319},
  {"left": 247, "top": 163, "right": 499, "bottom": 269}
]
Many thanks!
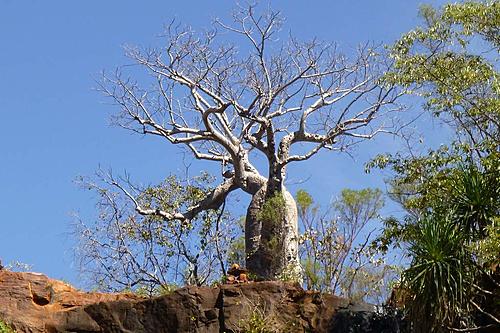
[{"left": 0, "top": 0, "right": 449, "bottom": 286}]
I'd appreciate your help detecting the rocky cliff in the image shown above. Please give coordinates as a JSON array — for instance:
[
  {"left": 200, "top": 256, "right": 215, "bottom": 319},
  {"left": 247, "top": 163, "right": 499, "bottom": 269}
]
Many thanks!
[{"left": 0, "top": 270, "right": 406, "bottom": 332}]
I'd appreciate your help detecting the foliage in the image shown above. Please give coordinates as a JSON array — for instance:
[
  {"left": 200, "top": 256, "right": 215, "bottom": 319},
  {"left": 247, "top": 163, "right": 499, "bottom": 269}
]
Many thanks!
[
  {"left": 296, "top": 189, "right": 314, "bottom": 217},
  {"left": 298, "top": 188, "right": 398, "bottom": 304},
  {"left": 75, "top": 171, "right": 239, "bottom": 293},
  {"left": 447, "top": 164, "right": 500, "bottom": 236},
  {"left": 257, "top": 193, "right": 287, "bottom": 228},
  {"left": 471, "top": 217, "right": 500, "bottom": 269},
  {"left": 371, "top": 2, "right": 500, "bottom": 330},
  {"left": 227, "top": 238, "right": 246, "bottom": 268},
  {"left": 385, "top": 1, "right": 499, "bottom": 154},
  {"left": 0, "top": 320, "right": 15, "bottom": 333},
  {"left": 235, "top": 298, "right": 283, "bottom": 333},
  {"left": 369, "top": 0, "right": 500, "bottom": 249},
  {"left": 258, "top": 193, "right": 287, "bottom": 258},
  {"left": 256, "top": 192, "right": 304, "bottom": 282},
  {"left": 372, "top": 156, "right": 500, "bottom": 245},
  {"left": 391, "top": 163, "right": 500, "bottom": 332},
  {"left": 237, "top": 310, "right": 276, "bottom": 333},
  {"left": 373, "top": 153, "right": 500, "bottom": 331},
  {"left": 341, "top": 264, "right": 401, "bottom": 305},
  {"left": 402, "top": 216, "right": 474, "bottom": 332}
]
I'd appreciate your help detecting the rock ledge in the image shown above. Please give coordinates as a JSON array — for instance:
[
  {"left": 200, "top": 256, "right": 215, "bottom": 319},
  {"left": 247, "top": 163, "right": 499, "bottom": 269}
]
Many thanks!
[{"left": 0, "top": 270, "right": 405, "bottom": 332}]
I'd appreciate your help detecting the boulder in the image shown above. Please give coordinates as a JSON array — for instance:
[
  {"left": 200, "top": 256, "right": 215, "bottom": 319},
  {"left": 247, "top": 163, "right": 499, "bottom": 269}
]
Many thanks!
[{"left": 330, "top": 307, "right": 409, "bottom": 333}]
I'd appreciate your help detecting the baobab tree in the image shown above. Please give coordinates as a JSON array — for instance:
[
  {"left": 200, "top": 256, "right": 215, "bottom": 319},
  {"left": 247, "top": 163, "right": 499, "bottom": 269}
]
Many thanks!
[{"left": 98, "top": 5, "right": 402, "bottom": 280}]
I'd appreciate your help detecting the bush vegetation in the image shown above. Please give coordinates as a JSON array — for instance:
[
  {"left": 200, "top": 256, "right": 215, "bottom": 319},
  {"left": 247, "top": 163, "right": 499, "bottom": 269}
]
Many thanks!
[
  {"left": 74, "top": 1, "right": 499, "bottom": 332},
  {"left": 0, "top": 320, "right": 15, "bottom": 333}
]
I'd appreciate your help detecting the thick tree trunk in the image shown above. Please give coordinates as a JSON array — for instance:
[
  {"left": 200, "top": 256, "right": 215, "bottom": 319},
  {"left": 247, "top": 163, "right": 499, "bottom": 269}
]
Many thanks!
[{"left": 245, "top": 186, "right": 301, "bottom": 280}]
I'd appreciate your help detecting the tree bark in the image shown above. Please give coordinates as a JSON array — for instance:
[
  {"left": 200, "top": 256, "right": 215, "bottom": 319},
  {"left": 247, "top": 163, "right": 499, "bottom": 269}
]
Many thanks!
[{"left": 245, "top": 185, "right": 301, "bottom": 280}]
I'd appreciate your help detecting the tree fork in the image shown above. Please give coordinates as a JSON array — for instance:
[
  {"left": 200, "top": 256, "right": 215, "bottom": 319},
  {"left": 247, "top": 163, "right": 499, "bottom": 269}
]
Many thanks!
[{"left": 99, "top": 3, "right": 401, "bottom": 284}]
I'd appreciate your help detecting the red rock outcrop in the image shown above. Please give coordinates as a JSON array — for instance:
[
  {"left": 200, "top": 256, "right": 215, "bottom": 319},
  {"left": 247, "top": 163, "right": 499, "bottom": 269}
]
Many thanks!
[
  {"left": 0, "top": 270, "right": 142, "bottom": 332},
  {"left": 0, "top": 270, "right": 403, "bottom": 332}
]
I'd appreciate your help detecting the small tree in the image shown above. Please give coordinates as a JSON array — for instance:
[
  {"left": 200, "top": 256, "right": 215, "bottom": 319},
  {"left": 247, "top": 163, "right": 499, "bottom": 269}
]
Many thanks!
[
  {"left": 75, "top": 172, "right": 238, "bottom": 292},
  {"left": 98, "top": 4, "right": 402, "bottom": 280},
  {"left": 298, "top": 188, "right": 398, "bottom": 303}
]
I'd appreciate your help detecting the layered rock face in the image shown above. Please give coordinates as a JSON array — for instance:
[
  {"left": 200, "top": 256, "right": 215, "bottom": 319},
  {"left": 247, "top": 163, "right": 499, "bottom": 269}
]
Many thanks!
[{"left": 0, "top": 270, "right": 405, "bottom": 332}]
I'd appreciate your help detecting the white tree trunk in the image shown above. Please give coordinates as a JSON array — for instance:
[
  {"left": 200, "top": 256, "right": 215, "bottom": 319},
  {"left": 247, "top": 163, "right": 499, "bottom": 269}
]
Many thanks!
[{"left": 245, "top": 186, "right": 301, "bottom": 280}]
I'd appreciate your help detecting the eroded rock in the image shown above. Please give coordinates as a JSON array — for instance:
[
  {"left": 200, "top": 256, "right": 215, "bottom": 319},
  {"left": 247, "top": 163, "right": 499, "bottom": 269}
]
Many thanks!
[
  {"left": 0, "top": 270, "right": 407, "bottom": 332},
  {"left": 0, "top": 270, "right": 141, "bottom": 333}
]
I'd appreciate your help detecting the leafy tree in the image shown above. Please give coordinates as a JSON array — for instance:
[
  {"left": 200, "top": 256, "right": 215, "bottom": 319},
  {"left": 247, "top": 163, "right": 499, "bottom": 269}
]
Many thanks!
[
  {"left": 75, "top": 172, "right": 238, "bottom": 293},
  {"left": 369, "top": 0, "right": 500, "bottom": 246},
  {"left": 97, "top": 4, "right": 402, "bottom": 280},
  {"left": 386, "top": 1, "right": 499, "bottom": 155},
  {"left": 297, "top": 188, "right": 398, "bottom": 303},
  {"left": 369, "top": 2, "right": 500, "bottom": 331}
]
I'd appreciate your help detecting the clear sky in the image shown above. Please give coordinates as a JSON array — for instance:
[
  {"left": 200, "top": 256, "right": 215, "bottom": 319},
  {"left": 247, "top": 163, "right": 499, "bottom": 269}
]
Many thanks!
[{"left": 0, "top": 0, "right": 449, "bottom": 286}]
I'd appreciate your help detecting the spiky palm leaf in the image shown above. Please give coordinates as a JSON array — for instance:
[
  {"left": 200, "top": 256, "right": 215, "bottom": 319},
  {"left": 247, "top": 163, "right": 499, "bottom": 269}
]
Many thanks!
[{"left": 403, "top": 216, "right": 474, "bottom": 332}]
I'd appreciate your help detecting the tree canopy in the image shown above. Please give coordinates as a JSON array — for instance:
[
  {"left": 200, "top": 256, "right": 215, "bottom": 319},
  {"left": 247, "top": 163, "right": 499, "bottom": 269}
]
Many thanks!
[
  {"left": 369, "top": 2, "right": 500, "bottom": 331},
  {"left": 96, "top": 3, "right": 402, "bottom": 280}
]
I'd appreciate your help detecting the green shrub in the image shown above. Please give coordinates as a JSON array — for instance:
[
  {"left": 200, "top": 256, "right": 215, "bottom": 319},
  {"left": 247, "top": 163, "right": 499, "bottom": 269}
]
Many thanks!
[
  {"left": 257, "top": 193, "right": 286, "bottom": 227},
  {"left": 402, "top": 216, "right": 473, "bottom": 332},
  {"left": 0, "top": 320, "right": 15, "bottom": 333},
  {"left": 237, "top": 308, "right": 277, "bottom": 333}
]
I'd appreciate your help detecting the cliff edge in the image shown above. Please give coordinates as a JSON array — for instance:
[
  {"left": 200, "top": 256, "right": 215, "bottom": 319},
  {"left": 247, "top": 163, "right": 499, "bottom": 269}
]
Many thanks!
[{"left": 0, "top": 270, "right": 406, "bottom": 332}]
